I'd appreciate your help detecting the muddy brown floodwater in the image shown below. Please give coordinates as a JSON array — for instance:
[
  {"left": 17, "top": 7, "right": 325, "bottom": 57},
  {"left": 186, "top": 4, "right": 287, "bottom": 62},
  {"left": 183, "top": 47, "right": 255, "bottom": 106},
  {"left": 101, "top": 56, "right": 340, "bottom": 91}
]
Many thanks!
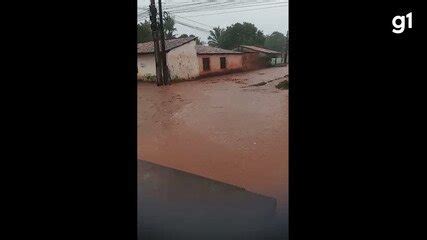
[{"left": 138, "top": 66, "right": 288, "bottom": 215}]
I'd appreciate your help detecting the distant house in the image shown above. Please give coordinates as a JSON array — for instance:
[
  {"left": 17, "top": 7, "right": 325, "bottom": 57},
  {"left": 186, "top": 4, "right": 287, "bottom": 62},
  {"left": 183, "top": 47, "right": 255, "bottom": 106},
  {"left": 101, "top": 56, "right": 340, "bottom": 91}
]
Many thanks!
[
  {"left": 237, "top": 45, "right": 282, "bottom": 57},
  {"left": 137, "top": 37, "right": 199, "bottom": 80},
  {"left": 138, "top": 37, "right": 277, "bottom": 81},
  {"left": 235, "top": 45, "right": 284, "bottom": 70},
  {"left": 195, "top": 45, "right": 243, "bottom": 76}
]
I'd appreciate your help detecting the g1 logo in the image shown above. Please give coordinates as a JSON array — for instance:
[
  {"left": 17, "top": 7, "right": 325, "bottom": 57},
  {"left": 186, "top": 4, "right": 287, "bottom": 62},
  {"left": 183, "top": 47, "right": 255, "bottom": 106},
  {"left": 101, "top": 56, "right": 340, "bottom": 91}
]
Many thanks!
[{"left": 392, "top": 12, "right": 413, "bottom": 34}]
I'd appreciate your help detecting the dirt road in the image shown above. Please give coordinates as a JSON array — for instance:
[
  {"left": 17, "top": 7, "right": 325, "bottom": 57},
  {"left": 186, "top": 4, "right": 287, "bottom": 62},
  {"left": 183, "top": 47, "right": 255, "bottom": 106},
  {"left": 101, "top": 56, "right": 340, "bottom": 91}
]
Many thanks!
[{"left": 138, "top": 66, "right": 288, "bottom": 214}]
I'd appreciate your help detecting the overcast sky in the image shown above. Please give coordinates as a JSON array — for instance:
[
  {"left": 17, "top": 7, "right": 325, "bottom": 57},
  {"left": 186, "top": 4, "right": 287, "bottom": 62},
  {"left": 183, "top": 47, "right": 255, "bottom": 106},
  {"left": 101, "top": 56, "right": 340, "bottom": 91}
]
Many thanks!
[{"left": 137, "top": 0, "right": 288, "bottom": 43}]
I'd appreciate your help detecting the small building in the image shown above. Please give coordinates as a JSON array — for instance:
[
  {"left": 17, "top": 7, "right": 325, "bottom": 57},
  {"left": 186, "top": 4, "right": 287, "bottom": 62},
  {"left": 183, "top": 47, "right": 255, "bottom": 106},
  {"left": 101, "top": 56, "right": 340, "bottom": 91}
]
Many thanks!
[
  {"left": 236, "top": 45, "right": 284, "bottom": 70},
  {"left": 137, "top": 37, "right": 199, "bottom": 80},
  {"left": 195, "top": 45, "right": 243, "bottom": 77}
]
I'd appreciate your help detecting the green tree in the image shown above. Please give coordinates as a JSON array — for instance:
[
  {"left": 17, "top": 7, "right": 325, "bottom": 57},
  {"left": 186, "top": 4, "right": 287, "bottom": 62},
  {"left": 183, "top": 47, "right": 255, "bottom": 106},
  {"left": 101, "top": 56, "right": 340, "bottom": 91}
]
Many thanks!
[
  {"left": 163, "top": 12, "right": 177, "bottom": 39},
  {"left": 208, "top": 27, "right": 224, "bottom": 47},
  {"left": 220, "top": 22, "right": 265, "bottom": 50},
  {"left": 137, "top": 21, "right": 152, "bottom": 43},
  {"left": 285, "top": 30, "right": 289, "bottom": 51},
  {"left": 264, "top": 31, "right": 287, "bottom": 52}
]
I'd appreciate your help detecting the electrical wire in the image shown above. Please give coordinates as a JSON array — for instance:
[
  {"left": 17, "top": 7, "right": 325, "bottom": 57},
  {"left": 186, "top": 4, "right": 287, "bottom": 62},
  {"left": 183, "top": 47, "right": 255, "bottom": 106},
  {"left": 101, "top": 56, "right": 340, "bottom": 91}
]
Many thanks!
[{"left": 184, "top": 4, "right": 287, "bottom": 17}]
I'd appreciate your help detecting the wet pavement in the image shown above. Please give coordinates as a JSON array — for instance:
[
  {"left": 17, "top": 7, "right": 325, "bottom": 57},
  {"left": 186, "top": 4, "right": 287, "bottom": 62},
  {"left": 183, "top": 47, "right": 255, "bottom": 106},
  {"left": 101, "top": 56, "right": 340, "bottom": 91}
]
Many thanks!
[{"left": 138, "top": 66, "right": 288, "bottom": 216}]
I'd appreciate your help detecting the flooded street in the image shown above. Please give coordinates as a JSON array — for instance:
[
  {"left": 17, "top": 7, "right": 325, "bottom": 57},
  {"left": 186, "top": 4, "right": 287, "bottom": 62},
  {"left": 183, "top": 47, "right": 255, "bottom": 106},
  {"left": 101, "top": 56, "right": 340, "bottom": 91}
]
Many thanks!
[{"left": 138, "top": 66, "right": 288, "bottom": 214}]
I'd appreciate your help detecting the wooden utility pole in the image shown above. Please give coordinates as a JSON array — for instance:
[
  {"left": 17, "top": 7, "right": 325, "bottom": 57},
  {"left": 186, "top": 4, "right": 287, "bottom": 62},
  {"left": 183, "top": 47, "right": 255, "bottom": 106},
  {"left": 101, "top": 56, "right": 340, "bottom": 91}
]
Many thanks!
[
  {"left": 284, "top": 30, "right": 289, "bottom": 64},
  {"left": 158, "top": 0, "right": 171, "bottom": 85},
  {"left": 149, "top": 0, "right": 163, "bottom": 85}
]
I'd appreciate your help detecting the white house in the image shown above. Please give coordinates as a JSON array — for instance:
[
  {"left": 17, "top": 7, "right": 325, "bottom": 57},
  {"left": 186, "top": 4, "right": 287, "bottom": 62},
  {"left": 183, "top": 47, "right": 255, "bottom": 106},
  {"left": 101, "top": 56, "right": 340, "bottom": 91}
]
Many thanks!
[{"left": 137, "top": 37, "right": 199, "bottom": 80}]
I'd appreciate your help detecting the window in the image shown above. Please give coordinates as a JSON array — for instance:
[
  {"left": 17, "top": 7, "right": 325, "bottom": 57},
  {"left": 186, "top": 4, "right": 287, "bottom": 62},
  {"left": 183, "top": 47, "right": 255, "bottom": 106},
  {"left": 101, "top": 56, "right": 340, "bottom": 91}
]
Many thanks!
[
  {"left": 203, "top": 58, "right": 210, "bottom": 71},
  {"left": 220, "top": 57, "right": 226, "bottom": 69}
]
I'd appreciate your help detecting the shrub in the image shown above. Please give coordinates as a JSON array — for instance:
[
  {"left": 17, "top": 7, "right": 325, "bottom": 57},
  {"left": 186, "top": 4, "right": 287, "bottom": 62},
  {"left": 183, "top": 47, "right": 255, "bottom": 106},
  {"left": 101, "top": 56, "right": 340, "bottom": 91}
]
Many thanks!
[
  {"left": 140, "top": 74, "right": 156, "bottom": 82},
  {"left": 276, "top": 80, "right": 289, "bottom": 90}
]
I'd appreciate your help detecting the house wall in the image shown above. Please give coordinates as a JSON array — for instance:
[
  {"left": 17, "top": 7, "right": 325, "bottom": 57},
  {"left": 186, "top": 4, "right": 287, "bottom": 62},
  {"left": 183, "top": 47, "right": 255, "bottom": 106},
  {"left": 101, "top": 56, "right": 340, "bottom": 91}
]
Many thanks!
[
  {"left": 242, "top": 52, "right": 267, "bottom": 71},
  {"left": 137, "top": 40, "right": 199, "bottom": 80},
  {"left": 167, "top": 41, "right": 199, "bottom": 80},
  {"left": 137, "top": 54, "right": 156, "bottom": 80},
  {"left": 271, "top": 57, "right": 285, "bottom": 65},
  {"left": 258, "top": 52, "right": 268, "bottom": 58},
  {"left": 197, "top": 54, "right": 243, "bottom": 76}
]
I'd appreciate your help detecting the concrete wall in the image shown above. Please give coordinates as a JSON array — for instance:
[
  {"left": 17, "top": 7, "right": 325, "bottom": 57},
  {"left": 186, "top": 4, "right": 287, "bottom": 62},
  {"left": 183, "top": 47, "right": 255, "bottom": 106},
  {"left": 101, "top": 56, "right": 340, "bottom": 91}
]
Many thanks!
[
  {"left": 197, "top": 54, "right": 243, "bottom": 76},
  {"left": 167, "top": 41, "right": 199, "bottom": 80},
  {"left": 242, "top": 52, "right": 267, "bottom": 71},
  {"left": 271, "top": 57, "right": 285, "bottom": 65},
  {"left": 137, "top": 40, "right": 199, "bottom": 80},
  {"left": 137, "top": 54, "right": 156, "bottom": 80}
]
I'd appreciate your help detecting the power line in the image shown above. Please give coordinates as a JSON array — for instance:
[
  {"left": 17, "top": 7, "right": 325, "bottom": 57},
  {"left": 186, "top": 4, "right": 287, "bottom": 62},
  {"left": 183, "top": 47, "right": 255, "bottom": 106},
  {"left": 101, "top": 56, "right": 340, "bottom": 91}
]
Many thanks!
[
  {"left": 168, "top": 1, "right": 287, "bottom": 14},
  {"left": 165, "top": 1, "right": 249, "bottom": 12},
  {"left": 139, "top": 1, "right": 287, "bottom": 14},
  {"left": 139, "top": 0, "right": 216, "bottom": 12},
  {"left": 164, "top": 0, "right": 216, "bottom": 8},
  {"left": 174, "top": 19, "right": 211, "bottom": 33},
  {"left": 140, "top": 2, "right": 285, "bottom": 27},
  {"left": 164, "top": 1, "right": 224, "bottom": 11},
  {"left": 173, "top": 14, "right": 214, "bottom": 29},
  {"left": 138, "top": 11, "right": 149, "bottom": 16},
  {"left": 138, "top": 1, "right": 288, "bottom": 33},
  {"left": 184, "top": 4, "right": 288, "bottom": 17}
]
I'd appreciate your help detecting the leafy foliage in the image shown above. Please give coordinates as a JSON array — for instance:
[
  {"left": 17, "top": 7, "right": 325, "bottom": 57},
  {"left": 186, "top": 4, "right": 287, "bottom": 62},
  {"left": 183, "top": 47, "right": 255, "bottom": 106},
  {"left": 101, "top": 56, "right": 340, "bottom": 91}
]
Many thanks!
[
  {"left": 207, "top": 23, "right": 287, "bottom": 52},
  {"left": 163, "top": 12, "right": 177, "bottom": 39},
  {"left": 264, "top": 31, "right": 287, "bottom": 52},
  {"left": 137, "top": 11, "right": 177, "bottom": 43},
  {"left": 208, "top": 27, "right": 224, "bottom": 47},
  {"left": 137, "top": 21, "right": 152, "bottom": 43},
  {"left": 276, "top": 80, "right": 289, "bottom": 90},
  {"left": 220, "top": 22, "right": 266, "bottom": 50},
  {"left": 139, "top": 19, "right": 285, "bottom": 52}
]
